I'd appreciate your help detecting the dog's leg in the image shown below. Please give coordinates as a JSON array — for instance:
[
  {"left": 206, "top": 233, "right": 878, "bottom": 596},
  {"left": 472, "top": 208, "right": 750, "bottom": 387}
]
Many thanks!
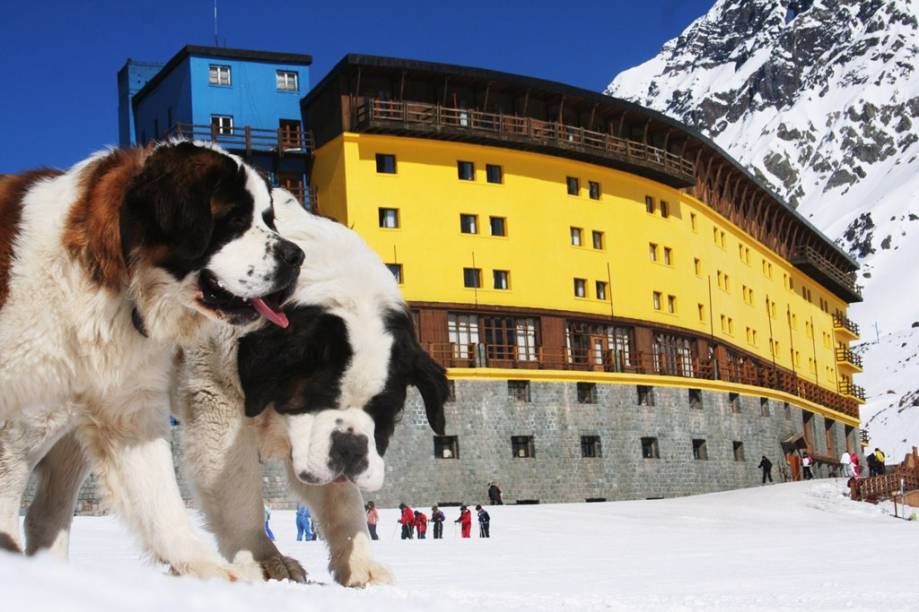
[
  {"left": 289, "top": 473, "right": 393, "bottom": 587},
  {"left": 77, "top": 398, "right": 253, "bottom": 582},
  {"left": 24, "top": 430, "right": 91, "bottom": 558},
  {"left": 180, "top": 392, "right": 306, "bottom": 583}
]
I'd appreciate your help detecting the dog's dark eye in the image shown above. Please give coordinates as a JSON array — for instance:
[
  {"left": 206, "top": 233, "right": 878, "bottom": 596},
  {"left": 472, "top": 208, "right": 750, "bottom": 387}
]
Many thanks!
[
  {"left": 228, "top": 214, "right": 249, "bottom": 230},
  {"left": 262, "top": 208, "right": 276, "bottom": 231}
]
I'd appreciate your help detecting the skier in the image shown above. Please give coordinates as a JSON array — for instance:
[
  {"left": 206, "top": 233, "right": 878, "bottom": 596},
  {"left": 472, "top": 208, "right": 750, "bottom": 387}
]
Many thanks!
[
  {"left": 850, "top": 451, "right": 861, "bottom": 477},
  {"left": 866, "top": 451, "right": 879, "bottom": 476},
  {"left": 802, "top": 451, "right": 814, "bottom": 480},
  {"left": 430, "top": 505, "right": 445, "bottom": 539},
  {"left": 366, "top": 501, "right": 379, "bottom": 541},
  {"left": 263, "top": 502, "right": 275, "bottom": 541},
  {"left": 296, "top": 503, "right": 314, "bottom": 541},
  {"left": 757, "top": 455, "right": 773, "bottom": 484},
  {"left": 455, "top": 504, "right": 472, "bottom": 538},
  {"left": 839, "top": 450, "right": 852, "bottom": 477},
  {"left": 475, "top": 504, "right": 490, "bottom": 538},
  {"left": 874, "top": 448, "right": 886, "bottom": 475},
  {"left": 488, "top": 482, "right": 504, "bottom": 505},
  {"left": 398, "top": 503, "right": 415, "bottom": 539},
  {"left": 414, "top": 510, "right": 428, "bottom": 539}
]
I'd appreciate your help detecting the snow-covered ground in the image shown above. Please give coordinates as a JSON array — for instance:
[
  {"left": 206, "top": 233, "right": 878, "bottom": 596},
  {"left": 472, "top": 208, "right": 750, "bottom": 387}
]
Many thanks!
[{"left": 2, "top": 481, "right": 916, "bottom": 611}]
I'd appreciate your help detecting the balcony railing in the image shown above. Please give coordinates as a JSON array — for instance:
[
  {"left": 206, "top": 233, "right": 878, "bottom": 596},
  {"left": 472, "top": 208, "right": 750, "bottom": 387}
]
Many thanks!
[
  {"left": 167, "top": 123, "right": 312, "bottom": 156},
  {"left": 835, "top": 347, "right": 864, "bottom": 369},
  {"left": 791, "top": 246, "right": 862, "bottom": 302},
  {"left": 425, "top": 343, "right": 861, "bottom": 417},
  {"left": 838, "top": 380, "right": 866, "bottom": 401},
  {"left": 353, "top": 99, "right": 696, "bottom": 185},
  {"left": 832, "top": 314, "right": 860, "bottom": 337}
]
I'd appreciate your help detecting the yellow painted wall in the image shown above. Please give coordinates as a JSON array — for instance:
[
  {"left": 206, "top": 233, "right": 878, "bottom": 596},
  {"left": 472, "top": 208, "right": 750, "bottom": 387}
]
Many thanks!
[{"left": 311, "top": 132, "right": 858, "bottom": 397}]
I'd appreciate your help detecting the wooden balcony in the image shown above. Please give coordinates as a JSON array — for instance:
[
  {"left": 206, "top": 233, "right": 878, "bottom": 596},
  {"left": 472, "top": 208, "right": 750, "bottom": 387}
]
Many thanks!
[
  {"left": 791, "top": 245, "right": 862, "bottom": 303},
  {"left": 835, "top": 347, "right": 864, "bottom": 371},
  {"left": 353, "top": 99, "right": 696, "bottom": 188},
  {"left": 168, "top": 123, "right": 313, "bottom": 157},
  {"left": 838, "top": 380, "right": 866, "bottom": 401},
  {"left": 832, "top": 314, "right": 860, "bottom": 339}
]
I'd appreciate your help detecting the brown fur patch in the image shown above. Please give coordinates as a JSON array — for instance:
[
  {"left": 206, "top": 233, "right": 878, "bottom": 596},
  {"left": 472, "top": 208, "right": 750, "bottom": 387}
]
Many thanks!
[
  {"left": 62, "top": 149, "right": 149, "bottom": 292},
  {"left": 0, "top": 169, "right": 64, "bottom": 308}
]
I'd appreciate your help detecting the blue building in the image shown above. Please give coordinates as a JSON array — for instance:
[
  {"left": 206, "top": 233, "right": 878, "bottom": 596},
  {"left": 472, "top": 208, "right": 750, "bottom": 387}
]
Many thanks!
[{"left": 117, "top": 45, "right": 312, "bottom": 201}]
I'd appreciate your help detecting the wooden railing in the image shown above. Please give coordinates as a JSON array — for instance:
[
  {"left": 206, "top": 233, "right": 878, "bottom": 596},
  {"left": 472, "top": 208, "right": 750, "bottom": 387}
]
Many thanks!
[
  {"left": 835, "top": 347, "right": 863, "bottom": 368},
  {"left": 353, "top": 99, "right": 695, "bottom": 184},
  {"left": 838, "top": 380, "right": 866, "bottom": 401},
  {"left": 791, "top": 245, "right": 862, "bottom": 301},
  {"left": 832, "top": 314, "right": 860, "bottom": 337},
  {"left": 167, "top": 123, "right": 313, "bottom": 156},
  {"left": 424, "top": 342, "right": 860, "bottom": 417}
]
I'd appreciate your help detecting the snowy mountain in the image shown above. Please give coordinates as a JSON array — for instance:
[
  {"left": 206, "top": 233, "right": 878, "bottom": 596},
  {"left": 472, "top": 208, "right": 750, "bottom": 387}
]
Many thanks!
[{"left": 607, "top": 0, "right": 919, "bottom": 458}]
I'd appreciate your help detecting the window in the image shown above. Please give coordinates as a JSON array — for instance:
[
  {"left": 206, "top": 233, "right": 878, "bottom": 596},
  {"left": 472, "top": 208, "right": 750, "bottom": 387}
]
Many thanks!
[
  {"left": 697, "top": 303, "right": 705, "bottom": 322},
  {"left": 460, "top": 214, "right": 478, "bottom": 234},
  {"left": 649, "top": 243, "right": 659, "bottom": 262},
  {"left": 595, "top": 281, "right": 607, "bottom": 301},
  {"left": 489, "top": 216, "right": 506, "bottom": 236},
  {"left": 434, "top": 436, "right": 459, "bottom": 459},
  {"left": 447, "top": 313, "right": 479, "bottom": 359},
  {"left": 641, "top": 437, "right": 660, "bottom": 459},
  {"left": 570, "top": 227, "right": 583, "bottom": 246},
  {"left": 692, "top": 439, "right": 708, "bottom": 460},
  {"left": 690, "top": 212, "right": 698, "bottom": 231},
  {"left": 660, "top": 200, "right": 670, "bottom": 218},
  {"left": 729, "top": 392, "right": 741, "bottom": 413},
  {"left": 210, "top": 114, "right": 233, "bottom": 135},
  {"left": 652, "top": 291, "right": 662, "bottom": 310},
  {"left": 276, "top": 70, "right": 299, "bottom": 91},
  {"left": 566, "top": 176, "right": 580, "bottom": 195},
  {"left": 457, "top": 161, "right": 475, "bottom": 181},
  {"left": 733, "top": 441, "right": 745, "bottom": 462},
  {"left": 592, "top": 231, "right": 604, "bottom": 250},
  {"left": 446, "top": 380, "right": 456, "bottom": 402},
  {"left": 493, "top": 270, "right": 509, "bottom": 290},
  {"left": 484, "top": 317, "right": 539, "bottom": 361},
  {"left": 663, "top": 247, "right": 673, "bottom": 265},
  {"left": 208, "top": 64, "right": 231, "bottom": 86},
  {"left": 577, "top": 382, "right": 597, "bottom": 404},
  {"left": 652, "top": 333, "right": 694, "bottom": 377},
  {"left": 784, "top": 402, "right": 791, "bottom": 419},
  {"left": 508, "top": 380, "right": 531, "bottom": 402},
  {"left": 581, "top": 436, "right": 602, "bottom": 458},
  {"left": 463, "top": 268, "right": 481, "bottom": 288},
  {"left": 486, "top": 164, "right": 503, "bottom": 183},
  {"left": 512, "top": 435, "right": 535, "bottom": 458},
  {"left": 689, "top": 388, "right": 703, "bottom": 410},
  {"left": 588, "top": 181, "right": 601, "bottom": 200},
  {"left": 378, "top": 207, "right": 399, "bottom": 228},
  {"left": 760, "top": 397, "right": 770, "bottom": 417},
  {"left": 645, "top": 195, "right": 655, "bottom": 214},
  {"left": 637, "top": 385, "right": 655, "bottom": 407},
  {"left": 694, "top": 258, "right": 702, "bottom": 276},
  {"left": 666, "top": 295, "right": 677, "bottom": 314},
  {"left": 574, "top": 278, "right": 587, "bottom": 298},
  {"left": 386, "top": 263, "right": 403, "bottom": 284},
  {"left": 565, "top": 322, "right": 632, "bottom": 370},
  {"left": 376, "top": 154, "right": 396, "bottom": 174}
]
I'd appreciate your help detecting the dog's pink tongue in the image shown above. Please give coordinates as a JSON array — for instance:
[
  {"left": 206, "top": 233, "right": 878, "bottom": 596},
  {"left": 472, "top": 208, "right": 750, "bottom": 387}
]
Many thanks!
[{"left": 251, "top": 297, "right": 289, "bottom": 328}]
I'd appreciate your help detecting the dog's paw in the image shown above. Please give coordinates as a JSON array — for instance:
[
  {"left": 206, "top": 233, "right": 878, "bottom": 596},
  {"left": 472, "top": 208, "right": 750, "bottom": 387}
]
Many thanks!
[
  {"left": 260, "top": 554, "right": 309, "bottom": 583},
  {"left": 169, "top": 557, "right": 244, "bottom": 582},
  {"left": 338, "top": 559, "right": 394, "bottom": 588}
]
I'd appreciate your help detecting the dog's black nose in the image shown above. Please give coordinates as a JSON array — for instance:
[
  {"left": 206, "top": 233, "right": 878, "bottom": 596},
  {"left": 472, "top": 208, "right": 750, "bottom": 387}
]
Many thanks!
[
  {"left": 277, "top": 240, "right": 304, "bottom": 267},
  {"left": 328, "top": 431, "right": 369, "bottom": 478}
]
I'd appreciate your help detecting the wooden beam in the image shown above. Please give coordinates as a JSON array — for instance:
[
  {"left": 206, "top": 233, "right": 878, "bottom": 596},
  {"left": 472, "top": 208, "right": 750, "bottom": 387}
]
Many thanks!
[
  {"left": 642, "top": 118, "right": 651, "bottom": 144},
  {"left": 522, "top": 88, "right": 530, "bottom": 115},
  {"left": 588, "top": 103, "right": 598, "bottom": 131},
  {"left": 483, "top": 81, "right": 492, "bottom": 111},
  {"left": 441, "top": 75, "right": 450, "bottom": 106},
  {"left": 399, "top": 70, "right": 406, "bottom": 101},
  {"left": 617, "top": 112, "right": 628, "bottom": 138}
]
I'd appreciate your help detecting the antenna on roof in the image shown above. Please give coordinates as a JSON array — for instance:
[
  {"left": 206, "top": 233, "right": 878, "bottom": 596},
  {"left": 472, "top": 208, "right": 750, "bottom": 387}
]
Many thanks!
[{"left": 213, "top": 0, "right": 219, "bottom": 47}]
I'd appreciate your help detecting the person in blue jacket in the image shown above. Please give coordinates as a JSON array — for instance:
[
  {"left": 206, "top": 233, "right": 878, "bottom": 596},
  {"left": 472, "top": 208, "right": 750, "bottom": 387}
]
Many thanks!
[
  {"left": 296, "top": 503, "right": 315, "bottom": 541},
  {"left": 475, "top": 504, "right": 490, "bottom": 538},
  {"left": 264, "top": 503, "right": 276, "bottom": 541}
]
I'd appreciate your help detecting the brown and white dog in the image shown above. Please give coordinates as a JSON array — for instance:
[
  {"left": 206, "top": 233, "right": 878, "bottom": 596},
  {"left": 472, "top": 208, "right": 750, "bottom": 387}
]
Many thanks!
[{"left": 0, "top": 141, "right": 303, "bottom": 580}]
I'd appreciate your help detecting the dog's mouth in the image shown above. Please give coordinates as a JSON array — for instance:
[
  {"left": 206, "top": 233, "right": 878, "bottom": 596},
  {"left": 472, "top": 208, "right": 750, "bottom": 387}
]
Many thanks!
[{"left": 197, "top": 270, "right": 294, "bottom": 328}]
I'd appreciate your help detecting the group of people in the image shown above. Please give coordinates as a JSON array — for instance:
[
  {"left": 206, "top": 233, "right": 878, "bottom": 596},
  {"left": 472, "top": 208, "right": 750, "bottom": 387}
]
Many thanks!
[
  {"left": 367, "top": 502, "right": 491, "bottom": 540},
  {"left": 865, "top": 447, "right": 887, "bottom": 476},
  {"left": 782, "top": 449, "right": 820, "bottom": 481}
]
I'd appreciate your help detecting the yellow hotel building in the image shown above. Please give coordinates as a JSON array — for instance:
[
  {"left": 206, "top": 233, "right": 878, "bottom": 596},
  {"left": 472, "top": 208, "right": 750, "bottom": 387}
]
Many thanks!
[{"left": 300, "top": 55, "right": 864, "bottom": 503}]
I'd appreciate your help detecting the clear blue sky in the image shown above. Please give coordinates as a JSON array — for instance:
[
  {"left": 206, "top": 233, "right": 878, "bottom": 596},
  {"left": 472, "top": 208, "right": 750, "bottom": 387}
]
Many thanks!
[{"left": 0, "top": 0, "right": 711, "bottom": 173}]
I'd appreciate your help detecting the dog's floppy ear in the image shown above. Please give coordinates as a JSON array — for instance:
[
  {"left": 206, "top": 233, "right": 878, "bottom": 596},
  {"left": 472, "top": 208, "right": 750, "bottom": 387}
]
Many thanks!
[
  {"left": 121, "top": 142, "right": 237, "bottom": 265},
  {"left": 410, "top": 347, "right": 448, "bottom": 435}
]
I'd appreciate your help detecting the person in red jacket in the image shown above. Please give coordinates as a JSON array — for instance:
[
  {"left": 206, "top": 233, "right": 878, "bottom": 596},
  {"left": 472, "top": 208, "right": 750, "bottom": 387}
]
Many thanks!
[
  {"left": 455, "top": 504, "right": 472, "bottom": 538},
  {"left": 414, "top": 510, "right": 428, "bottom": 539},
  {"left": 398, "top": 503, "right": 415, "bottom": 539}
]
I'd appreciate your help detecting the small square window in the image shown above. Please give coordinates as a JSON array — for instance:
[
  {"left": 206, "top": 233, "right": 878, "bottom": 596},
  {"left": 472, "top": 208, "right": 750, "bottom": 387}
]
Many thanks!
[
  {"left": 667, "top": 295, "right": 677, "bottom": 313},
  {"left": 508, "top": 380, "right": 530, "bottom": 402},
  {"left": 446, "top": 380, "right": 456, "bottom": 403},
  {"left": 460, "top": 214, "right": 478, "bottom": 234},
  {"left": 577, "top": 382, "right": 597, "bottom": 404},
  {"left": 689, "top": 388, "right": 703, "bottom": 410},
  {"left": 595, "top": 281, "right": 607, "bottom": 301},
  {"left": 463, "top": 267, "right": 481, "bottom": 288},
  {"left": 570, "top": 227, "right": 583, "bottom": 246},
  {"left": 457, "top": 161, "right": 475, "bottom": 181},
  {"left": 663, "top": 247, "right": 673, "bottom": 265},
  {"left": 690, "top": 212, "right": 697, "bottom": 230},
  {"left": 660, "top": 200, "right": 670, "bottom": 218},
  {"left": 652, "top": 291, "right": 662, "bottom": 310},
  {"left": 581, "top": 435, "right": 602, "bottom": 458},
  {"left": 649, "top": 243, "right": 658, "bottom": 262},
  {"left": 592, "top": 231, "right": 604, "bottom": 249},
  {"left": 493, "top": 270, "right": 509, "bottom": 290},
  {"left": 376, "top": 154, "right": 397, "bottom": 174},
  {"left": 692, "top": 438, "right": 708, "bottom": 460},
  {"left": 486, "top": 164, "right": 503, "bottom": 184},
  {"left": 733, "top": 441, "right": 745, "bottom": 462},
  {"left": 729, "top": 392, "right": 741, "bottom": 413},
  {"left": 386, "top": 263, "right": 403, "bottom": 284},
  {"left": 697, "top": 303, "right": 705, "bottom": 322},
  {"left": 490, "top": 216, "right": 506, "bottom": 236},
  {"left": 276, "top": 70, "right": 299, "bottom": 91},
  {"left": 574, "top": 278, "right": 587, "bottom": 298},
  {"left": 208, "top": 64, "right": 231, "bottom": 86},
  {"left": 378, "top": 207, "right": 399, "bottom": 228},
  {"left": 588, "top": 181, "right": 601, "bottom": 200},
  {"left": 434, "top": 436, "right": 459, "bottom": 459},
  {"left": 566, "top": 176, "right": 580, "bottom": 195},
  {"left": 784, "top": 402, "right": 791, "bottom": 419},
  {"left": 637, "top": 385, "right": 655, "bottom": 407},
  {"left": 760, "top": 397, "right": 770, "bottom": 417},
  {"left": 645, "top": 195, "right": 654, "bottom": 214},
  {"left": 512, "top": 435, "right": 535, "bottom": 458},
  {"left": 211, "top": 114, "right": 233, "bottom": 135},
  {"left": 641, "top": 436, "right": 660, "bottom": 459}
]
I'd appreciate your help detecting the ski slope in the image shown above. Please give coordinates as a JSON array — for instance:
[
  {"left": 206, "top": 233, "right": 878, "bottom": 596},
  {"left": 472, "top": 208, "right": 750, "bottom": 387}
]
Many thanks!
[{"left": 2, "top": 480, "right": 916, "bottom": 611}]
